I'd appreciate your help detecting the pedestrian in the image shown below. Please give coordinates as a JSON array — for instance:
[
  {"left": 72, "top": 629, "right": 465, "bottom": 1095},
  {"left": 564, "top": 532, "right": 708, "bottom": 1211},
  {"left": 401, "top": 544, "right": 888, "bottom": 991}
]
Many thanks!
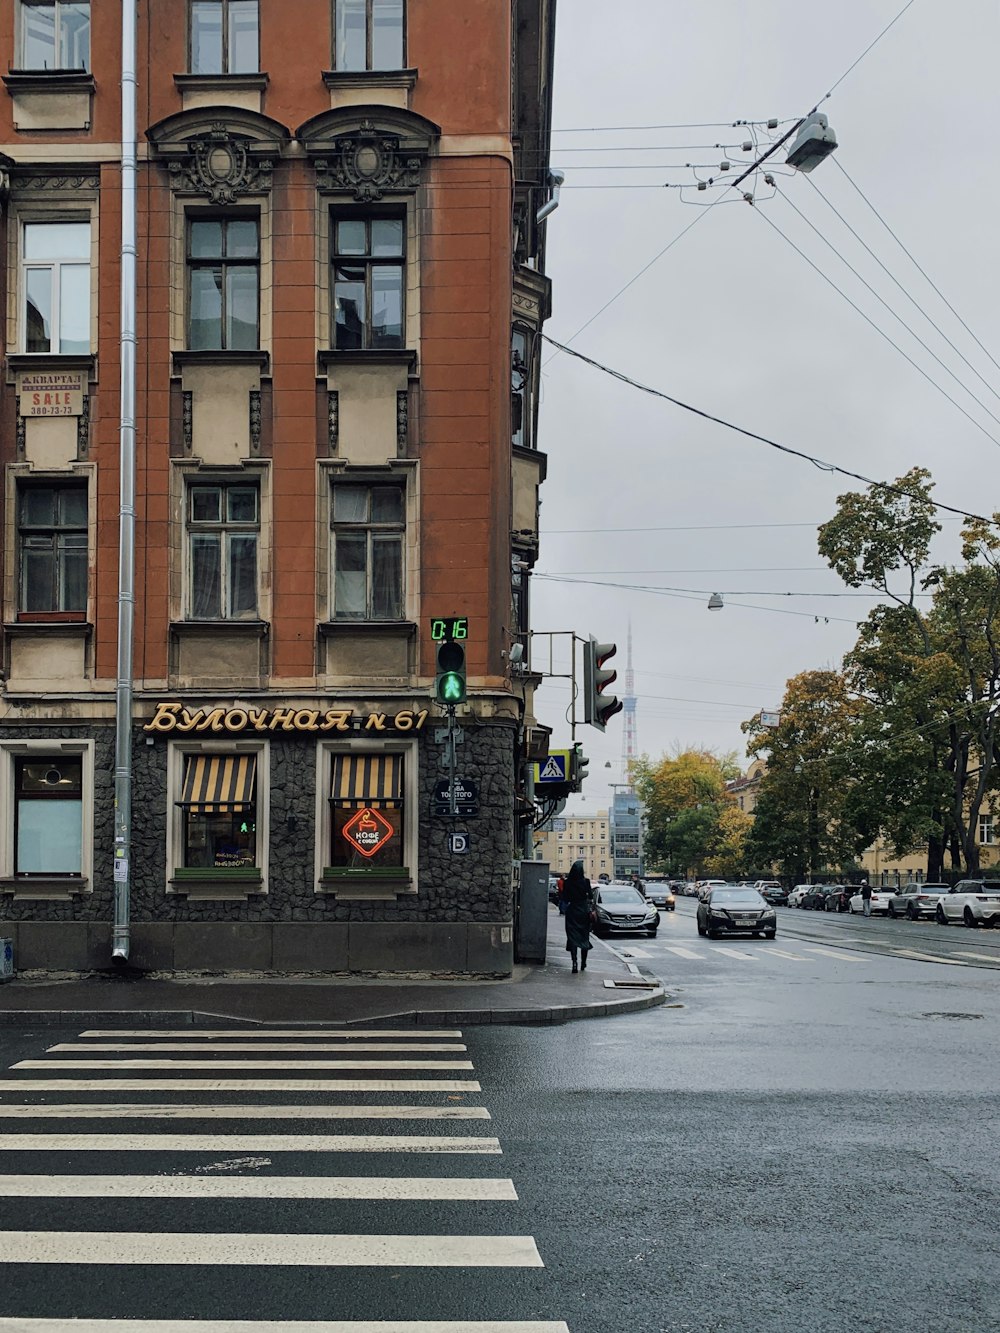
[
  {"left": 861, "top": 878, "right": 873, "bottom": 917},
  {"left": 556, "top": 871, "right": 568, "bottom": 915},
  {"left": 562, "top": 859, "right": 595, "bottom": 974}
]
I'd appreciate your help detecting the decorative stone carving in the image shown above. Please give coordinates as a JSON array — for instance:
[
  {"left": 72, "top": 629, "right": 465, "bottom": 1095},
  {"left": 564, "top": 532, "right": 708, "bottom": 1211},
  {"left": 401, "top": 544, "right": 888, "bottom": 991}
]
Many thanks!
[
  {"left": 328, "top": 391, "right": 339, "bottom": 453},
  {"left": 10, "top": 172, "right": 100, "bottom": 194},
  {"left": 168, "top": 126, "right": 273, "bottom": 202},
  {"left": 396, "top": 390, "right": 409, "bottom": 453},
  {"left": 249, "top": 389, "right": 262, "bottom": 453},
  {"left": 182, "top": 391, "right": 193, "bottom": 452},
  {"left": 77, "top": 396, "right": 90, "bottom": 456},
  {"left": 314, "top": 121, "right": 422, "bottom": 201}
]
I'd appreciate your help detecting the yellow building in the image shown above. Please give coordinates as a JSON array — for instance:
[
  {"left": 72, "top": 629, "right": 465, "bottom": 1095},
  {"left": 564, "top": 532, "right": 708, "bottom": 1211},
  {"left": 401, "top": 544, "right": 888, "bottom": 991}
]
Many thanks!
[{"left": 535, "top": 810, "right": 612, "bottom": 884}]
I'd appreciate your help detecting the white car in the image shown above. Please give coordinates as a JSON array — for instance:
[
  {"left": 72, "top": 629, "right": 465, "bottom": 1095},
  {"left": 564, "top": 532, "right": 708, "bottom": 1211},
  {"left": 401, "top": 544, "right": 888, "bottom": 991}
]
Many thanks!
[
  {"left": 885, "top": 883, "right": 950, "bottom": 920},
  {"left": 935, "top": 880, "right": 1000, "bottom": 928},
  {"left": 848, "top": 888, "right": 895, "bottom": 915},
  {"left": 697, "top": 879, "right": 727, "bottom": 901},
  {"left": 787, "top": 884, "right": 812, "bottom": 908}
]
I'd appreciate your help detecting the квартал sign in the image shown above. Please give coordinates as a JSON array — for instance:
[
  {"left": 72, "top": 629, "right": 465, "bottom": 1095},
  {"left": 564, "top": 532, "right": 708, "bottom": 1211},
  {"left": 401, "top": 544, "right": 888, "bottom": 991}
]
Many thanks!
[
  {"left": 144, "top": 702, "right": 429, "bottom": 734},
  {"left": 17, "top": 370, "right": 85, "bottom": 417}
]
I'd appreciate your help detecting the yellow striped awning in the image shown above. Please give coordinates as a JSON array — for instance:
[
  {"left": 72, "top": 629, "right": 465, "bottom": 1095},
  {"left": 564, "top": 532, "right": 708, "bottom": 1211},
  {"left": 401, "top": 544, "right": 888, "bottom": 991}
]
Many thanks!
[
  {"left": 331, "top": 753, "right": 402, "bottom": 809},
  {"left": 179, "top": 754, "right": 256, "bottom": 814}
]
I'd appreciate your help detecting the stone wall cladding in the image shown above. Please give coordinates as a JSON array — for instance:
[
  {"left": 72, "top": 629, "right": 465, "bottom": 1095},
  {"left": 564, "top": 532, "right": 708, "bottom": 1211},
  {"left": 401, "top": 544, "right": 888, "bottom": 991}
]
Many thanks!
[{"left": 0, "top": 712, "right": 516, "bottom": 928}]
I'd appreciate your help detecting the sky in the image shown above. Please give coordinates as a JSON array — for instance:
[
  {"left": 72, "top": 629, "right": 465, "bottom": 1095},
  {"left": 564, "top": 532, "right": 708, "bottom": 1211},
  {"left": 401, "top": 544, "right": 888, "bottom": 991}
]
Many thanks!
[{"left": 532, "top": 0, "right": 999, "bottom": 809}]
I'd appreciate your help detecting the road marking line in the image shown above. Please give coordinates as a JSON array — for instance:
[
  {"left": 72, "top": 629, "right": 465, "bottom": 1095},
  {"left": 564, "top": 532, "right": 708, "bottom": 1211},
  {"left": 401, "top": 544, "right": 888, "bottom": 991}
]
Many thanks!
[
  {"left": 0, "top": 1321, "right": 570, "bottom": 1331},
  {"left": 48, "top": 1043, "right": 468, "bottom": 1054},
  {"left": 0, "top": 1080, "right": 481, "bottom": 1093},
  {"left": 761, "top": 948, "right": 807, "bottom": 960},
  {"left": 14, "top": 1060, "right": 475, "bottom": 1071},
  {"left": 0, "top": 1104, "right": 491, "bottom": 1120},
  {"left": 76, "top": 1030, "right": 464, "bottom": 1039},
  {"left": 890, "top": 948, "right": 969, "bottom": 966},
  {"left": 661, "top": 945, "right": 704, "bottom": 960},
  {"left": 0, "top": 1133, "right": 500, "bottom": 1154},
  {"left": 952, "top": 950, "right": 1000, "bottom": 962},
  {"left": 0, "top": 1174, "right": 517, "bottom": 1200},
  {"left": 0, "top": 1231, "right": 543, "bottom": 1267},
  {"left": 616, "top": 946, "right": 653, "bottom": 959},
  {"left": 801, "top": 947, "right": 862, "bottom": 962},
  {"left": 709, "top": 948, "right": 756, "bottom": 960}
]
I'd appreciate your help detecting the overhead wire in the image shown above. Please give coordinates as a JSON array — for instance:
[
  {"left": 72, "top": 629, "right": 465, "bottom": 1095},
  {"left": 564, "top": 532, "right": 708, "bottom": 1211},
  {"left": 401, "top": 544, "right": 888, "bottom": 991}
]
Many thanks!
[
  {"left": 535, "top": 572, "right": 925, "bottom": 600},
  {"left": 540, "top": 333, "right": 1000, "bottom": 528}
]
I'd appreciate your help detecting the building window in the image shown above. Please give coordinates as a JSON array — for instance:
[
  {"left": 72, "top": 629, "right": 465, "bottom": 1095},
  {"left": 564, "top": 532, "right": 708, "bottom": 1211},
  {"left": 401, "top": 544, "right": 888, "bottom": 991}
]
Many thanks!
[
  {"left": 332, "top": 216, "right": 404, "bottom": 350},
  {"left": 187, "top": 482, "right": 259, "bottom": 620},
  {"left": 328, "top": 752, "right": 404, "bottom": 870},
  {"left": 19, "top": 1, "right": 90, "bottom": 70},
  {"left": 333, "top": 0, "right": 404, "bottom": 71},
  {"left": 331, "top": 482, "right": 404, "bottom": 620},
  {"left": 187, "top": 217, "right": 259, "bottom": 351},
  {"left": 21, "top": 221, "right": 90, "bottom": 354},
  {"left": 190, "top": 0, "right": 259, "bottom": 73},
  {"left": 511, "top": 326, "right": 532, "bottom": 448},
  {"left": 18, "top": 483, "right": 88, "bottom": 616},
  {"left": 178, "top": 753, "right": 257, "bottom": 868},
  {"left": 14, "top": 756, "right": 83, "bottom": 876},
  {"left": 980, "top": 814, "right": 995, "bottom": 845}
]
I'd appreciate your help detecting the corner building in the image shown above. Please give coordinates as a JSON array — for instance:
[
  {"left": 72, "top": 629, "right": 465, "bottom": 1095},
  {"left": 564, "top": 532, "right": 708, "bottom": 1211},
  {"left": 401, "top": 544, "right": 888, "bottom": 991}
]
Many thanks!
[{"left": 0, "top": 0, "right": 557, "bottom": 974}]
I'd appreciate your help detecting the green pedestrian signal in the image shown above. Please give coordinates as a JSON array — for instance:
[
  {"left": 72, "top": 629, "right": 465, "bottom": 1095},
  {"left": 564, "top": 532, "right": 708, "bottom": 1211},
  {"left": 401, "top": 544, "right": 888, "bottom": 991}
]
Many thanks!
[{"left": 435, "top": 636, "right": 467, "bottom": 704}]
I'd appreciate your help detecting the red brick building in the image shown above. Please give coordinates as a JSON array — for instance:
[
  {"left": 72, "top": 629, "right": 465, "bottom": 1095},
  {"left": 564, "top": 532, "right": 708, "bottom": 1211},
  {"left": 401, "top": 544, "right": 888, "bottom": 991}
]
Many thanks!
[{"left": 0, "top": 0, "right": 557, "bottom": 973}]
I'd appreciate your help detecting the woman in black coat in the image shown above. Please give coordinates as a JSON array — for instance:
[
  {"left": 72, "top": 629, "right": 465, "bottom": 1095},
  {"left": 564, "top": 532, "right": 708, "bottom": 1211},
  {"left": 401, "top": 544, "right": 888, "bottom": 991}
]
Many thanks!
[{"left": 562, "top": 859, "right": 595, "bottom": 973}]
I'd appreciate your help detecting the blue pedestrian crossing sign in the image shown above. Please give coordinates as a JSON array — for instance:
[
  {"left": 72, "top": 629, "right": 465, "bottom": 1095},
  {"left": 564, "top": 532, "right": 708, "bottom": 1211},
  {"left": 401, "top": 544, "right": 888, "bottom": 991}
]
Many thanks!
[{"left": 533, "top": 750, "right": 571, "bottom": 785}]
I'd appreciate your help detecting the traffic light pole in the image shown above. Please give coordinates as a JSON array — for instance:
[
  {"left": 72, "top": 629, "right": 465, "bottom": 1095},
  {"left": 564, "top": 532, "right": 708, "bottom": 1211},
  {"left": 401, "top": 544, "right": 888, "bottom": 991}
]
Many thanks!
[
  {"left": 444, "top": 705, "right": 459, "bottom": 816},
  {"left": 525, "top": 630, "right": 586, "bottom": 744}
]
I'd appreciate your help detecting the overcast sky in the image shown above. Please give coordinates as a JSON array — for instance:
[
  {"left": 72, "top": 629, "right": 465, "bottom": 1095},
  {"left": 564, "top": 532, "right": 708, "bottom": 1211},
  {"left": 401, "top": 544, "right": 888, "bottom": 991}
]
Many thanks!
[{"left": 533, "top": 0, "right": 998, "bottom": 808}]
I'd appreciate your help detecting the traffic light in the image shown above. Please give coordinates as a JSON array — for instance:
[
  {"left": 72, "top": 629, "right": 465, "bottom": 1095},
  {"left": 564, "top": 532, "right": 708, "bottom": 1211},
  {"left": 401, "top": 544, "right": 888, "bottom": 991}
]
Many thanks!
[
  {"left": 583, "top": 637, "right": 623, "bottom": 731},
  {"left": 435, "top": 634, "right": 467, "bottom": 705},
  {"left": 571, "top": 743, "right": 590, "bottom": 790}
]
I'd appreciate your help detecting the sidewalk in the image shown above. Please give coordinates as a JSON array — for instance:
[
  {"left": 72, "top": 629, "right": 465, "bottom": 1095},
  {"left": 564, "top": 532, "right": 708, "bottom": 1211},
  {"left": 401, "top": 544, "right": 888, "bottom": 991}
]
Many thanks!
[{"left": 0, "top": 907, "right": 665, "bottom": 1028}]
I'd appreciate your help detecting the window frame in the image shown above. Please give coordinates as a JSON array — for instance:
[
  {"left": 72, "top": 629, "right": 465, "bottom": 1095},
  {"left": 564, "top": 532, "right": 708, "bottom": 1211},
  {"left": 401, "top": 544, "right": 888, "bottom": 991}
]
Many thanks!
[
  {"left": 16, "top": 479, "right": 89, "bottom": 620},
  {"left": 18, "top": 0, "right": 91, "bottom": 72},
  {"left": 186, "top": 213, "right": 261, "bottom": 353},
  {"left": 330, "top": 212, "right": 406, "bottom": 352},
  {"left": 188, "top": 0, "right": 260, "bottom": 75},
  {"left": 166, "top": 739, "right": 269, "bottom": 896},
  {"left": 315, "top": 738, "right": 417, "bottom": 894},
  {"left": 185, "top": 479, "right": 261, "bottom": 621},
  {"left": 19, "top": 218, "right": 92, "bottom": 356},
  {"left": 332, "top": 0, "right": 405, "bottom": 72},
  {"left": 0, "top": 739, "right": 95, "bottom": 896},
  {"left": 979, "top": 814, "right": 995, "bottom": 846},
  {"left": 330, "top": 480, "right": 406, "bottom": 622}
]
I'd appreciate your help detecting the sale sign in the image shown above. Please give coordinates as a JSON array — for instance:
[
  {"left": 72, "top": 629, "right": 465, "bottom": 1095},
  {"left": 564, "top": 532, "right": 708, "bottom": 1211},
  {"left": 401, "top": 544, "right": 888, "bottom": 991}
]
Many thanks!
[{"left": 342, "top": 807, "right": 395, "bottom": 858}]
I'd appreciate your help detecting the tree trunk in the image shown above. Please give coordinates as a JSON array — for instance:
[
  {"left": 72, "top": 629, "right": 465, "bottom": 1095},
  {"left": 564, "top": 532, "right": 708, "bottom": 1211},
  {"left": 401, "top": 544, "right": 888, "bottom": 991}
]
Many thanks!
[{"left": 926, "top": 825, "right": 944, "bottom": 882}]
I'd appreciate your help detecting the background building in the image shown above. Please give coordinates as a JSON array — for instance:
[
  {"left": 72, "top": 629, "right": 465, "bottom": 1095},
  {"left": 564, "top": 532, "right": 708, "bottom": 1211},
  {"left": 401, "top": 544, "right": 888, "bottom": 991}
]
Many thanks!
[
  {"left": 0, "top": 0, "right": 558, "bottom": 974},
  {"left": 535, "top": 810, "right": 610, "bottom": 884}
]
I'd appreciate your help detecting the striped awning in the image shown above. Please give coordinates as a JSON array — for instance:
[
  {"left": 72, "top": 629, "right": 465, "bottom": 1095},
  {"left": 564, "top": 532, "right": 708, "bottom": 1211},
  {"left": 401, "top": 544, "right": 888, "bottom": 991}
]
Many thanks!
[
  {"left": 179, "top": 754, "right": 256, "bottom": 814},
  {"left": 331, "top": 753, "right": 402, "bottom": 809}
]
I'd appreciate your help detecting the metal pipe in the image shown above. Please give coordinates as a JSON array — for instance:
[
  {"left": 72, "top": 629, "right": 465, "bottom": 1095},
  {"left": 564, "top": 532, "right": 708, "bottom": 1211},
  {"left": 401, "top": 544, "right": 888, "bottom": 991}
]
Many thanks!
[
  {"left": 535, "top": 168, "right": 564, "bottom": 224},
  {"left": 112, "top": 0, "right": 138, "bottom": 962}
]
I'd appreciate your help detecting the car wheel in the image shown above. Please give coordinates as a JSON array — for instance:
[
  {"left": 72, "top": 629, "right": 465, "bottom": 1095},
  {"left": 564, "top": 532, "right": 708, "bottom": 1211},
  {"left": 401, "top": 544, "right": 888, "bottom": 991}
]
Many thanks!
[
  {"left": 647, "top": 928, "right": 658, "bottom": 938},
  {"left": 964, "top": 907, "right": 978, "bottom": 928},
  {"left": 906, "top": 905, "right": 917, "bottom": 921},
  {"left": 936, "top": 904, "right": 947, "bottom": 925},
  {"left": 887, "top": 903, "right": 897, "bottom": 919},
  {"left": 706, "top": 926, "right": 718, "bottom": 940},
  {"left": 765, "top": 930, "right": 776, "bottom": 940}
]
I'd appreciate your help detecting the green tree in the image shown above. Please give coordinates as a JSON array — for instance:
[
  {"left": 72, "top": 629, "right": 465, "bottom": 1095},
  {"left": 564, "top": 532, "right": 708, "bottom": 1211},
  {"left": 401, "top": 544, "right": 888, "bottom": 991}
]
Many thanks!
[{"left": 632, "top": 749, "right": 738, "bottom": 876}]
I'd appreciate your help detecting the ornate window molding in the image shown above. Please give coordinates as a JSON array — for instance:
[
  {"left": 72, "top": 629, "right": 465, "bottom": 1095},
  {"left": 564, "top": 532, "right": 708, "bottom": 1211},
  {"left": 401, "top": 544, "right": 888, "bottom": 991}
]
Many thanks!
[
  {"left": 297, "top": 105, "right": 438, "bottom": 200},
  {"left": 146, "top": 107, "right": 290, "bottom": 200}
]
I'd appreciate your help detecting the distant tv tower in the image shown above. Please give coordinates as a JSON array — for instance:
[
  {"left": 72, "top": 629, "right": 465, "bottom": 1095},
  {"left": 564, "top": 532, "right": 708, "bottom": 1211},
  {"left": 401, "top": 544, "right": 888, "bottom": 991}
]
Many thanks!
[{"left": 621, "top": 622, "right": 638, "bottom": 786}]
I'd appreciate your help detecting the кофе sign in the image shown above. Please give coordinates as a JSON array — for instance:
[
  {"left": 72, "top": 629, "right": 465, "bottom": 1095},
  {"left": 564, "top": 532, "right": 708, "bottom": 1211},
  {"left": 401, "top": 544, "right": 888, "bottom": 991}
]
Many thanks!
[{"left": 144, "top": 703, "right": 429, "bottom": 734}]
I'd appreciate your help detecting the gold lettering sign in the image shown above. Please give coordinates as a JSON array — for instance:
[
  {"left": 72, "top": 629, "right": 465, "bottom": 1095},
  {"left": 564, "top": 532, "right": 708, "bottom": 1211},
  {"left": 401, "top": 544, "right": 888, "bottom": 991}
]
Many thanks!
[
  {"left": 17, "top": 370, "right": 85, "bottom": 418},
  {"left": 144, "top": 702, "right": 429, "bottom": 735}
]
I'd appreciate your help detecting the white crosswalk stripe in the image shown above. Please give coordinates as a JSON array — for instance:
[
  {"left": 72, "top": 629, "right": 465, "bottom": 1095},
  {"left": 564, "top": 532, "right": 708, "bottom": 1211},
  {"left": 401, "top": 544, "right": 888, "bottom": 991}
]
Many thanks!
[
  {"left": 760, "top": 948, "right": 808, "bottom": 961},
  {"left": 709, "top": 947, "right": 757, "bottom": 960},
  {"left": 801, "top": 946, "right": 862, "bottom": 962},
  {"left": 661, "top": 945, "right": 704, "bottom": 959},
  {"left": 0, "top": 1027, "right": 564, "bottom": 1328}
]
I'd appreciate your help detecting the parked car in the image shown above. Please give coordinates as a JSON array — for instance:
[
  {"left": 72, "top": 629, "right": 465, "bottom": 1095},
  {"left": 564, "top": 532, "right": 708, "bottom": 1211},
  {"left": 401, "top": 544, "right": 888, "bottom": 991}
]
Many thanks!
[
  {"left": 885, "top": 883, "right": 950, "bottom": 919},
  {"left": 759, "top": 884, "right": 789, "bottom": 906},
  {"left": 802, "top": 884, "right": 838, "bottom": 911},
  {"left": 935, "top": 880, "right": 1000, "bottom": 928},
  {"left": 592, "top": 883, "right": 659, "bottom": 937},
  {"left": 683, "top": 881, "right": 700, "bottom": 897},
  {"left": 787, "top": 884, "right": 812, "bottom": 908},
  {"left": 548, "top": 877, "right": 561, "bottom": 905},
  {"left": 754, "top": 880, "right": 782, "bottom": 893},
  {"left": 696, "top": 887, "right": 777, "bottom": 940},
  {"left": 847, "top": 887, "right": 895, "bottom": 915},
  {"left": 697, "top": 879, "right": 727, "bottom": 901},
  {"left": 823, "top": 885, "right": 854, "bottom": 913},
  {"left": 647, "top": 883, "right": 676, "bottom": 911}
]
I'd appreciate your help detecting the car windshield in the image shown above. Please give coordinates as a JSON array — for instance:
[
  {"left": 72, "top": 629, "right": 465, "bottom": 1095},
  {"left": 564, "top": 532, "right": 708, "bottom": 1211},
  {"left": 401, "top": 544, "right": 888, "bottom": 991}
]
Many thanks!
[
  {"left": 599, "top": 887, "right": 645, "bottom": 906},
  {"left": 711, "top": 890, "right": 764, "bottom": 905}
]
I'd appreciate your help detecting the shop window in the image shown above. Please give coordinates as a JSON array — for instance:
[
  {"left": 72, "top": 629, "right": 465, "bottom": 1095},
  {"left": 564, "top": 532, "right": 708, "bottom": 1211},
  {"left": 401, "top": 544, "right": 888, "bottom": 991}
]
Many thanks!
[
  {"left": 333, "top": 0, "right": 404, "bottom": 71},
  {"left": 18, "top": 482, "right": 88, "bottom": 617},
  {"left": 19, "top": 1, "right": 90, "bottom": 70},
  {"left": 331, "top": 481, "right": 404, "bottom": 620},
  {"left": 331, "top": 215, "right": 404, "bottom": 350},
  {"left": 187, "top": 481, "right": 259, "bottom": 619},
  {"left": 187, "top": 216, "right": 259, "bottom": 351},
  {"left": 21, "top": 221, "right": 90, "bottom": 354},
  {"left": 178, "top": 752, "right": 257, "bottom": 868},
  {"left": 190, "top": 0, "right": 259, "bottom": 74},
  {"left": 328, "top": 751, "right": 404, "bottom": 870},
  {"left": 15, "top": 755, "right": 83, "bottom": 876}
]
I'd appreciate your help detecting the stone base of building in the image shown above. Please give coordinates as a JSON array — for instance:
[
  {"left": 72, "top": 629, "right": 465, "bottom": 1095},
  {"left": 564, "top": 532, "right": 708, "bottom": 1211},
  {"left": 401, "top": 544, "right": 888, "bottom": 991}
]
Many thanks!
[{"left": 4, "top": 920, "right": 514, "bottom": 977}]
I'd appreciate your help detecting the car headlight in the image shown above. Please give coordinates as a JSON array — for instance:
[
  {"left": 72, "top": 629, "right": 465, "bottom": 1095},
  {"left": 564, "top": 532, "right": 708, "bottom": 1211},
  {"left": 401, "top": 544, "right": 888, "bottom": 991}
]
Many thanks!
[{"left": 597, "top": 908, "right": 611, "bottom": 919}]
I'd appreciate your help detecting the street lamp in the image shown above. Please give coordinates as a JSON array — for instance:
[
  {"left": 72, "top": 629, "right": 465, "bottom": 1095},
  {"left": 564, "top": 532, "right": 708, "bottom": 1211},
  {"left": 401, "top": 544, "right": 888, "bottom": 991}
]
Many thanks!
[
  {"left": 707, "top": 592, "right": 724, "bottom": 610},
  {"left": 786, "top": 113, "right": 838, "bottom": 173}
]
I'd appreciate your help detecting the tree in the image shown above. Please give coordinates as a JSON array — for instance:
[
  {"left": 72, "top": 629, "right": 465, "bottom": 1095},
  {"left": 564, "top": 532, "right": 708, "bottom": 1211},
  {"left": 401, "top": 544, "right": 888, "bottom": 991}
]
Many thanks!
[
  {"left": 632, "top": 749, "right": 739, "bottom": 876},
  {"left": 703, "top": 804, "right": 754, "bottom": 880}
]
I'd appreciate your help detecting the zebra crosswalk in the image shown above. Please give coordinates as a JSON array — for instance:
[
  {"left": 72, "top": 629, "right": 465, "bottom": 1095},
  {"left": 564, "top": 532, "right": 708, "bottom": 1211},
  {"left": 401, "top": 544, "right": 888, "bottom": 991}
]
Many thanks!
[{"left": 0, "top": 1025, "right": 570, "bottom": 1331}]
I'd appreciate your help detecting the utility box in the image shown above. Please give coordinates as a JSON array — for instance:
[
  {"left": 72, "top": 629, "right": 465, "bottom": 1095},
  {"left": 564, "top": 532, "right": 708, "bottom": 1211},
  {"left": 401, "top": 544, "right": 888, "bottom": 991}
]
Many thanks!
[
  {"left": 515, "top": 860, "right": 549, "bottom": 963},
  {"left": 0, "top": 938, "right": 13, "bottom": 982}
]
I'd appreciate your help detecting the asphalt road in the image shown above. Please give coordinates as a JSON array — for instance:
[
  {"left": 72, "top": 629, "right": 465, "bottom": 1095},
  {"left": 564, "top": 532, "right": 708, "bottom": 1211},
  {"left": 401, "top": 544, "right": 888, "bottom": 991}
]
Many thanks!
[{"left": 1, "top": 901, "right": 999, "bottom": 1333}]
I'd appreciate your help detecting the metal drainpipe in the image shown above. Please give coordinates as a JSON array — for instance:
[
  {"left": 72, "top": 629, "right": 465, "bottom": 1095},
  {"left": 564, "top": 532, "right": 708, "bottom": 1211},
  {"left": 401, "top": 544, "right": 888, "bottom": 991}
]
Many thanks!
[{"left": 112, "top": 0, "right": 138, "bottom": 961}]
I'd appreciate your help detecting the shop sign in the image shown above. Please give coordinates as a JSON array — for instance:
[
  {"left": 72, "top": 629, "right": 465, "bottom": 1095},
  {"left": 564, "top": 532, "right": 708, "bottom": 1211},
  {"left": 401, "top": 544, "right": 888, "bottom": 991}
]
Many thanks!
[
  {"left": 144, "top": 703, "right": 429, "bottom": 735},
  {"left": 342, "top": 807, "right": 395, "bottom": 858},
  {"left": 17, "top": 370, "right": 85, "bottom": 417}
]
